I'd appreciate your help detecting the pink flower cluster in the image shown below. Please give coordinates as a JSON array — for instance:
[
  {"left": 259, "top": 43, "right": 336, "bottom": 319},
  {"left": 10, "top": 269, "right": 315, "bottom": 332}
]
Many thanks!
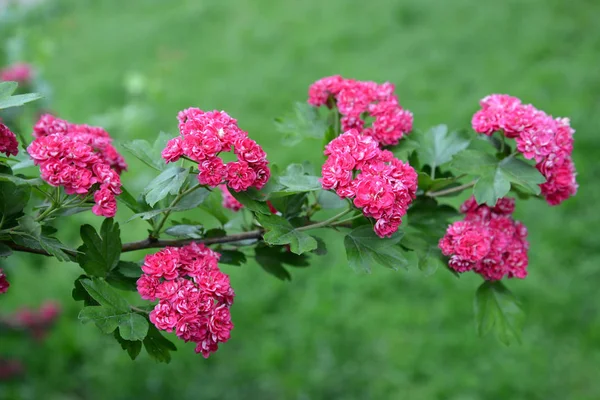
[
  {"left": 137, "top": 243, "right": 234, "bottom": 358},
  {"left": 472, "top": 94, "right": 577, "bottom": 205},
  {"left": 0, "top": 63, "right": 32, "bottom": 83},
  {"left": 27, "top": 114, "right": 127, "bottom": 217},
  {"left": 321, "top": 129, "right": 418, "bottom": 237},
  {"left": 0, "top": 123, "right": 19, "bottom": 156},
  {"left": 219, "top": 185, "right": 243, "bottom": 211},
  {"left": 308, "top": 75, "right": 413, "bottom": 146},
  {"left": 439, "top": 197, "right": 529, "bottom": 281},
  {"left": 0, "top": 301, "right": 61, "bottom": 340},
  {"left": 162, "top": 108, "right": 270, "bottom": 192},
  {"left": 0, "top": 268, "right": 8, "bottom": 294}
]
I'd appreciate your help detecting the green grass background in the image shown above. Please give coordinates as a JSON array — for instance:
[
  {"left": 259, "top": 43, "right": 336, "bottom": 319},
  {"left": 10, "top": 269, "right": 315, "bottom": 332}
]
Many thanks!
[{"left": 1, "top": 0, "right": 600, "bottom": 398}]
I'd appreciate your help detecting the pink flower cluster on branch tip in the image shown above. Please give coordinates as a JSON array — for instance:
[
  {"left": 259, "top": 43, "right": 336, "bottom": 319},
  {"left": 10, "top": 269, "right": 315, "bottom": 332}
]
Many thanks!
[
  {"left": 0, "top": 269, "right": 9, "bottom": 294},
  {"left": 308, "top": 75, "right": 413, "bottom": 146},
  {"left": 0, "top": 123, "right": 19, "bottom": 156},
  {"left": 0, "top": 63, "right": 32, "bottom": 84},
  {"left": 27, "top": 114, "right": 127, "bottom": 217},
  {"left": 219, "top": 185, "right": 243, "bottom": 211},
  {"left": 439, "top": 197, "right": 529, "bottom": 281},
  {"left": 162, "top": 108, "right": 270, "bottom": 192},
  {"left": 321, "top": 129, "right": 418, "bottom": 237},
  {"left": 472, "top": 94, "right": 577, "bottom": 205},
  {"left": 137, "top": 243, "right": 234, "bottom": 358}
]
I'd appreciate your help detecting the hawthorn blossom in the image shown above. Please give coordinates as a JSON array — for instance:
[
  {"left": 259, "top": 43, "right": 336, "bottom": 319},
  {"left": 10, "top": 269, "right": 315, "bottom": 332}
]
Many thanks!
[
  {"left": 321, "top": 129, "right": 418, "bottom": 238},
  {"left": 163, "top": 108, "right": 270, "bottom": 192},
  {"left": 137, "top": 243, "right": 234, "bottom": 358},
  {"left": 308, "top": 75, "right": 413, "bottom": 146},
  {"left": 471, "top": 94, "right": 577, "bottom": 205},
  {"left": 0, "top": 123, "right": 19, "bottom": 156},
  {"left": 0, "top": 269, "right": 9, "bottom": 294},
  {"left": 439, "top": 197, "right": 529, "bottom": 280},
  {"left": 0, "top": 63, "right": 32, "bottom": 84},
  {"left": 27, "top": 114, "right": 127, "bottom": 217}
]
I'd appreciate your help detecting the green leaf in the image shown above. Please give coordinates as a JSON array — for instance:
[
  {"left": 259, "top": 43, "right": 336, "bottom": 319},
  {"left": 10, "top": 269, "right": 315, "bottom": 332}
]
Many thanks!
[
  {"left": 417, "top": 172, "right": 457, "bottom": 193},
  {"left": 143, "top": 324, "right": 177, "bottom": 363},
  {"left": 0, "top": 173, "right": 43, "bottom": 186},
  {"left": 254, "top": 246, "right": 291, "bottom": 280},
  {"left": 77, "top": 219, "right": 122, "bottom": 277},
  {"left": 451, "top": 150, "right": 541, "bottom": 205},
  {"left": 122, "top": 139, "right": 165, "bottom": 171},
  {"left": 392, "top": 137, "right": 420, "bottom": 161},
  {"left": 199, "top": 191, "right": 229, "bottom": 225},
  {"left": 276, "top": 102, "right": 329, "bottom": 146},
  {"left": 10, "top": 158, "right": 35, "bottom": 171},
  {"left": 144, "top": 166, "right": 189, "bottom": 207},
  {"left": 79, "top": 278, "right": 130, "bottom": 312},
  {"left": 0, "top": 180, "right": 30, "bottom": 218},
  {"left": 343, "top": 225, "right": 407, "bottom": 272},
  {"left": 129, "top": 187, "right": 210, "bottom": 221},
  {"left": 407, "top": 198, "right": 459, "bottom": 238},
  {"left": 256, "top": 213, "right": 317, "bottom": 254},
  {"left": 316, "top": 190, "right": 347, "bottom": 209},
  {"left": 474, "top": 281, "right": 525, "bottom": 345},
  {"left": 165, "top": 224, "right": 203, "bottom": 238},
  {"left": 0, "top": 81, "right": 18, "bottom": 98},
  {"left": 415, "top": 125, "right": 471, "bottom": 172},
  {"left": 269, "top": 192, "right": 307, "bottom": 218},
  {"left": 112, "top": 261, "right": 142, "bottom": 278},
  {"left": 116, "top": 186, "right": 145, "bottom": 214},
  {"left": 72, "top": 275, "right": 99, "bottom": 306},
  {"left": 117, "top": 312, "right": 149, "bottom": 341},
  {"left": 114, "top": 330, "right": 143, "bottom": 360},
  {"left": 277, "top": 163, "right": 322, "bottom": 192},
  {"left": 79, "top": 306, "right": 148, "bottom": 341},
  {"left": 0, "top": 92, "right": 42, "bottom": 110},
  {"left": 473, "top": 169, "right": 511, "bottom": 206},
  {"left": 79, "top": 306, "right": 122, "bottom": 333},
  {"left": 498, "top": 157, "right": 545, "bottom": 194},
  {"left": 219, "top": 250, "right": 247, "bottom": 266},
  {"left": 229, "top": 189, "right": 271, "bottom": 215},
  {"left": 0, "top": 243, "right": 13, "bottom": 258}
]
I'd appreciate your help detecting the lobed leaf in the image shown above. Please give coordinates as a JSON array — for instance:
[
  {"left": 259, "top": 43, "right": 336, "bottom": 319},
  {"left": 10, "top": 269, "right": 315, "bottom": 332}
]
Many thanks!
[
  {"left": 474, "top": 281, "right": 525, "bottom": 345},
  {"left": 256, "top": 213, "right": 317, "bottom": 254}
]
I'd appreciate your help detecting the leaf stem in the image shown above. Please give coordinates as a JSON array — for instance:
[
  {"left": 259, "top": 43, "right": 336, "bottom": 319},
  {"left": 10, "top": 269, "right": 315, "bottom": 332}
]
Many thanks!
[
  {"left": 151, "top": 183, "right": 204, "bottom": 238},
  {"left": 296, "top": 208, "right": 353, "bottom": 231},
  {"left": 426, "top": 180, "right": 476, "bottom": 197}
]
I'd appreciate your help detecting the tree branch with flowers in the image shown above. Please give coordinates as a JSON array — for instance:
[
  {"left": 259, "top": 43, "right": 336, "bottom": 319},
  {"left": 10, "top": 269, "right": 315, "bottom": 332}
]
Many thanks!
[{"left": 0, "top": 72, "right": 578, "bottom": 362}]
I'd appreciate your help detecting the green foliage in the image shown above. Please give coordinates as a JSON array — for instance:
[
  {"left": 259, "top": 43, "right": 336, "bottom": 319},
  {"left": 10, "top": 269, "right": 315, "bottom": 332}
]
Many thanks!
[
  {"left": 276, "top": 102, "right": 329, "bottom": 146},
  {"left": 254, "top": 245, "right": 310, "bottom": 280},
  {"left": 452, "top": 150, "right": 545, "bottom": 205},
  {"left": 218, "top": 249, "right": 247, "bottom": 266},
  {"left": 121, "top": 132, "right": 172, "bottom": 171},
  {"left": 257, "top": 213, "right": 318, "bottom": 254},
  {"left": 143, "top": 324, "right": 178, "bottom": 364},
  {"left": 277, "top": 163, "right": 322, "bottom": 192},
  {"left": 77, "top": 219, "right": 122, "bottom": 277},
  {"left": 129, "top": 187, "right": 210, "bottom": 221},
  {"left": 414, "top": 125, "right": 471, "bottom": 174},
  {"left": 0, "top": 81, "right": 41, "bottom": 110},
  {"left": 475, "top": 281, "right": 525, "bottom": 345},
  {"left": 143, "top": 166, "right": 189, "bottom": 207},
  {"left": 344, "top": 225, "right": 409, "bottom": 272},
  {"left": 229, "top": 189, "right": 272, "bottom": 214},
  {"left": 165, "top": 224, "right": 203, "bottom": 238},
  {"left": 114, "top": 331, "right": 143, "bottom": 361}
]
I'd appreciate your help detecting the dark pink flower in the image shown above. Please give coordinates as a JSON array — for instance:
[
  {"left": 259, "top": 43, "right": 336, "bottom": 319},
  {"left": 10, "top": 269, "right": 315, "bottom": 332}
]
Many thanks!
[{"left": 0, "top": 123, "right": 19, "bottom": 156}]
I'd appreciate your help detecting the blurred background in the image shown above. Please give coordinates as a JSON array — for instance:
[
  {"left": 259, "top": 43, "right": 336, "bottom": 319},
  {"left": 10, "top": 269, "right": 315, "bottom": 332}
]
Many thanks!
[{"left": 1, "top": 0, "right": 599, "bottom": 399}]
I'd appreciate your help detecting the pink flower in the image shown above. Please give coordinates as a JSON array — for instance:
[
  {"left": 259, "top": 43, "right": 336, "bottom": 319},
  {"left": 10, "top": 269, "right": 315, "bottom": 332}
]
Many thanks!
[
  {"left": 0, "top": 63, "right": 32, "bottom": 83},
  {"left": 471, "top": 94, "right": 577, "bottom": 205},
  {"left": 321, "top": 129, "right": 418, "bottom": 237},
  {"left": 0, "top": 269, "right": 9, "bottom": 294},
  {"left": 220, "top": 185, "right": 243, "bottom": 211},
  {"left": 226, "top": 161, "right": 257, "bottom": 192},
  {"left": 197, "top": 157, "right": 227, "bottom": 187},
  {"left": 0, "top": 123, "right": 19, "bottom": 156},
  {"left": 136, "top": 275, "right": 161, "bottom": 301},
  {"left": 164, "top": 108, "right": 270, "bottom": 192},
  {"left": 28, "top": 114, "right": 126, "bottom": 217},
  {"left": 138, "top": 243, "right": 234, "bottom": 358},
  {"left": 439, "top": 197, "right": 529, "bottom": 281},
  {"left": 92, "top": 187, "right": 117, "bottom": 217},
  {"left": 308, "top": 76, "right": 413, "bottom": 146}
]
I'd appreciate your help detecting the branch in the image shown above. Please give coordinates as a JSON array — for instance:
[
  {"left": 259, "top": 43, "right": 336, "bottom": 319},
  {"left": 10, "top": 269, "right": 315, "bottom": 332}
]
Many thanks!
[
  {"left": 426, "top": 181, "right": 476, "bottom": 197},
  {"left": 2, "top": 210, "right": 356, "bottom": 257}
]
